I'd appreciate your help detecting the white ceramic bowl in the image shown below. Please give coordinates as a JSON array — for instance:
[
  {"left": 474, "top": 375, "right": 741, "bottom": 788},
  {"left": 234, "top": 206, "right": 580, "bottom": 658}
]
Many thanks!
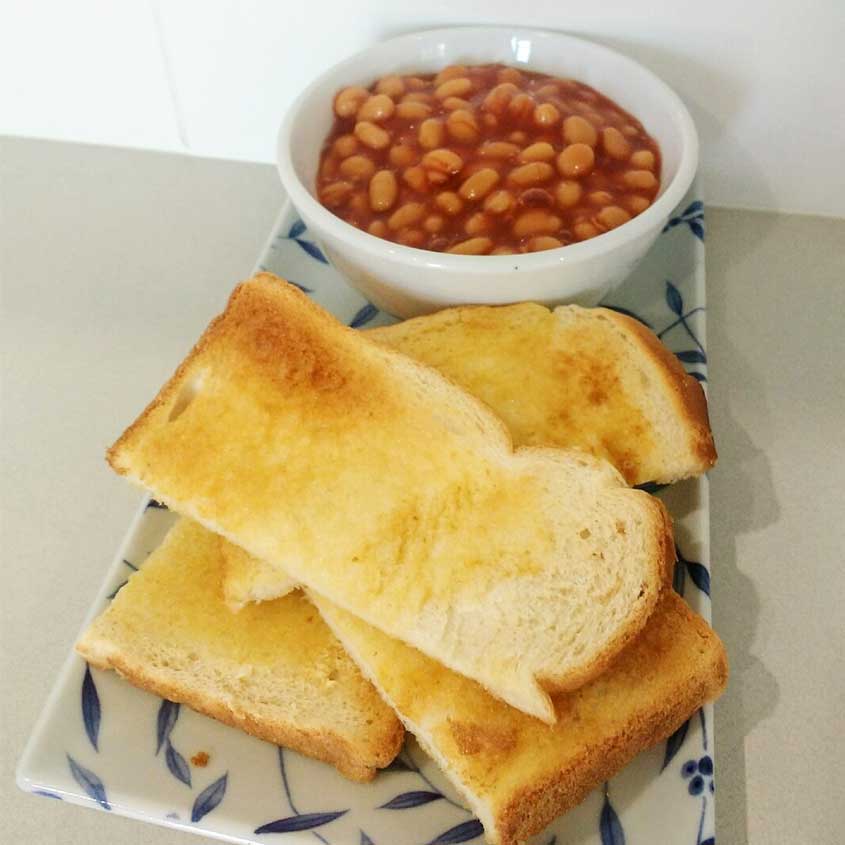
[{"left": 277, "top": 27, "right": 698, "bottom": 317}]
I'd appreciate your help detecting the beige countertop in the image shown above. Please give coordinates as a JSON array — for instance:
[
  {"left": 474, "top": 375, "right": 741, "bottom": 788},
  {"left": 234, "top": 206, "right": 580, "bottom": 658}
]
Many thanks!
[{"left": 1, "top": 136, "right": 843, "bottom": 845}]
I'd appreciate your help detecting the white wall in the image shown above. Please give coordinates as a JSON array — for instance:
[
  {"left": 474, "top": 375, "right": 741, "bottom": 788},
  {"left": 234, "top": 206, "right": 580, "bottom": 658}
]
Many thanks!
[{"left": 2, "top": 0, "right": 844, "bottom": 216}]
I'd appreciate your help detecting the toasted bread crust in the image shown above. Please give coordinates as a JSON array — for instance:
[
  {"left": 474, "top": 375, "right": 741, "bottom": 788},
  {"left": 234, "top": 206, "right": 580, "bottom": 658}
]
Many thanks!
[
  {"left": 597, "top": 307, "right": 717, "bottom": 473},
  {"left": 77, "top": 643, "right": 403, "bottom": 782}
]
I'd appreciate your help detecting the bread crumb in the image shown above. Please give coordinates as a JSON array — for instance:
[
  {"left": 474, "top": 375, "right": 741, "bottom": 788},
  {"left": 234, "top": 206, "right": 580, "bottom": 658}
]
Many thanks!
[{"left": 191, "top": 751, "right": 210, "bottom": 767}]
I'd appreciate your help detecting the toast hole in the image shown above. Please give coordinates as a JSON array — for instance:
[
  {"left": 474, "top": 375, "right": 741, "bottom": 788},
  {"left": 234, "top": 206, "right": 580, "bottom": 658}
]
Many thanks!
[
  {"left": 579, "top": 528, "right": 591, "bottom": 539},
  {"left": 168, "top": 372, "right": 206, "bottom": 422},
  {"left": 615, "top": 520, "right": 626, "bottom": 535}
]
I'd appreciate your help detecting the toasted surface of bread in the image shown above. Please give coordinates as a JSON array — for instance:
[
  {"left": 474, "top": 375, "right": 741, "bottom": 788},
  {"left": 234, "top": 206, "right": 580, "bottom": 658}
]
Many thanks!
[
  {"left": 220, "top": 535, "right": 297, "bottom": 611},
  {"left": 222, "top": 301, "right": 710, "bottom": 609},
  {"left": 368, "top": 302, "right": 716, "bottom": 485},
  {"left": 76, "top": 519, "right": 404, "bottom": 782},
  {"left": 315, "top": 590, "right": 727, "bottom": 845},
  {"left": 107, "top": 274, "right": 673, "bottom": 722}
]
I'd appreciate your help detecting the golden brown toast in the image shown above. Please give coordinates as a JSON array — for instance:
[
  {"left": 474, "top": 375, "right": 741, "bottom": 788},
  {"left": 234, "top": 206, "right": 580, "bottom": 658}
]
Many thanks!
[
  {"left": 368, "top": 302, "right": 715, "bottom": 486},
  {"left": 315, "top": 590, "right": 727, "bottom": 845},
  {"left": 76, "top": 518, "right": 403, "bottom": 782},
  {"left": 107, "top": 274, "right": 674, "bottom": 722},
  {"left": 222, "top": 300, "right": 714, "bottom": 611}
]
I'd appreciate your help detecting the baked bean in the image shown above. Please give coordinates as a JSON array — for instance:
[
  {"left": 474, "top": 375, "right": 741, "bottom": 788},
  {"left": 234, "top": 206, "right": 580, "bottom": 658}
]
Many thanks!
[
  {"left": 434, "top": 65, "right": 468, "bottom": 86},
  {"left": 357, "top": 94, "right": 395, "bottom": 122},
  {"left": 519, "top": 142, "right": 555, "bottom": 163},
  {"left": 435, "top": 77, "right": 473, "bottom": 100},
  {"left": 389, "top": 143, "right": 418, "bottom": 168},
  {"left": 465, "top": 212, "right": 491, "bottom": 235},
  {"left": 508, "top": 93, "right": 536, "bottom": 123},
  {"left": 368, "top": 219, "right": 388, "bottom": 237},
  {"left": 448, "top": 237, "right": 493, "bottom": 254},
  {"left": 526, "top": 235, "right": 563, "bottom": 251},
  {"left": 483, "top": 82, "right": 518, "bottom": 115},
  {"left": 602, "top": 127, "right": 631, "bottom": 160},
  {"left": 339, "top": 155, "right": 376, "bottom": 182},
  {"left": 626, "top": 195, "right": 651, "bottom": 214},
  {"left": 447, "top": 109, "right": 480, "bottom": 144},
  {"left": 401, "top": 91, "right": 434, "bottom": 104},
  {"left": 334, "top": 86, "right": 369, "bottom": 117},
  {"left": 376, "top": 75, "right": 405, "bottom": 98},
  {"left": 320, "top": 180, "right": 353, "bottom": 207},
  {"left": 459, "top": 168, "right": 499, "bottom": 201},
  {"left": 419, "top": 118, "right": 445, "bottom": 149},
  {"left": 348, "top": 191, "right": 369, "bottom": 217},
  {"left": 422, "top": 148, "right": 464, "bottom": 175},
  {"left": 533, "top": 103, "right": 561, "bottom": 128},
  {"left": 402, "top": 165, "right": 428, "bottom": 192},
  {"left": 333, "top": 134, "right": 358, "bottom": 157},
  {"left": 630, "top": 149, "right": 656, "bottom": 170},
  {"left": 557, "top": 143, "right": 595, "bottom": 177},
  {"left": 519, "top": 187, "right": 554, "bottom": 208},
  {"left": 423, "top": 214, "right": 445, "bottom": 233},
  {"left": 397, "top": 228, "right": 425, "bottom": 247},
  {"left": 443, "top": 96, "right": 473, "bottom": 111},
  {"left": 497, "top": 67, "right": 523, "bottom": 84},
  {"left": 556, "top": 180, "right": 583, "bottom": 208},
  {"left": 596, "top": 205, "right": 631, "bottom": 230},
  {"left": 587, "top": 190, "right": 614, "bottom": 206},
  {"left": 319, "top": 64, "right": 660, "bottom": 253},
  {"left": 435, "top": 191, "right": 464, "bottom": 215},
  {"left": 513, "top": 210, "right": 562, "bottom": 237},
  {"left": 480, "top": 141, "right": 520, "bottom": 159},
  {"left": 483, "top": 189, "right": 515, "bottom": 214},
  {"left": 369, "top": 170, "right": 398, "bottom": 211},
  {"left": 320, "top": 156, "right": 339, "bottom": 179},
  {"left": 396, "top": 101, "right": 432, "bottom": 120},
  {"left": 355, "top": 121, "right": 391, "bottom": 149},
  {"left": 574, "top": 221, "right": 599, "bottom": 240},
  {"left": 509, "top": 161, "right": 555, "bottom": 186},
  {"left": 563, "top": 115, "right": 598, "bottom": 147},
  {"left": 623, "top": 169, "right": 658, "bottom": 189},
  {"left": 388, "top": 202, "right": 425, "bottom": 230}
]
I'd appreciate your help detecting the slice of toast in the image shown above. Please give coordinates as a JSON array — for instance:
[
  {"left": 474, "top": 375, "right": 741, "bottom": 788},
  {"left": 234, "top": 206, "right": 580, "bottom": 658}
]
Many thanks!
[
  {"left": 222, "top": 301, "right": 714, "bottom": 609},
  {"left": 76, "top": 519, "right": 404, "bottom": 782},
  {"left": 367, "top": 302, "right": 716, "bottom": 486},
  {"left": 107, "top": 273, "right": 673, "bottom": 722},
  {"left": 314, "top": 590, "right": 727, "bottom": 845}
]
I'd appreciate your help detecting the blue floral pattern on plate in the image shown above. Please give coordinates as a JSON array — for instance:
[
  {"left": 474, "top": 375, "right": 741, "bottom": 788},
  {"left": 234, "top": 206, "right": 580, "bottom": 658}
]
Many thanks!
[{"left": 17, "top": 185, "right": 717, "bottom": 845}]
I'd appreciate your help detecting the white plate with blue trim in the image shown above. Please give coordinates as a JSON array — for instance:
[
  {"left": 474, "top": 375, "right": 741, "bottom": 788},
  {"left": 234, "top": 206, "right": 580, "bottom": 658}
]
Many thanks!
[{"left": 18, "top": 187, "right": 718, "bottom": 845}]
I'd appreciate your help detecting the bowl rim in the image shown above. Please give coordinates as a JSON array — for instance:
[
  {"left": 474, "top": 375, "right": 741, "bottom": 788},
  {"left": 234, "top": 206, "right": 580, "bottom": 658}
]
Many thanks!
[{"left": 276, "top": 25, "right": 698, "bottom": 272}]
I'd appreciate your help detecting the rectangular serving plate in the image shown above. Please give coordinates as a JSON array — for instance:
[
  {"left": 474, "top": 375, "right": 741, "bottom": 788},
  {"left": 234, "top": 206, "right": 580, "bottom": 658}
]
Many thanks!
[{"left": 18, "top": 186, "right": 717, "bottom": 845}]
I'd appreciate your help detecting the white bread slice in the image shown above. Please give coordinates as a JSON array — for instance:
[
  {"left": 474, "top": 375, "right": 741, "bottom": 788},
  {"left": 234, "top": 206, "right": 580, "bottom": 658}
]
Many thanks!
[
  {"left": 76, "top": 518, "right": 404, "bottom": 782},
  {"left": 222, "top": 301, "right": 713, "bottom": 609},
  {"left": 367, "top": 302, "right": 716, "bottom": 486},
  {"left": 220, "top": 535, "right": 297, "bottom": 611},
  {"left": 107, "top": 273, "right": 674, "bottom": 723},
  {"left": 314, "top": 590, "right": 727, "bottom": 845}
]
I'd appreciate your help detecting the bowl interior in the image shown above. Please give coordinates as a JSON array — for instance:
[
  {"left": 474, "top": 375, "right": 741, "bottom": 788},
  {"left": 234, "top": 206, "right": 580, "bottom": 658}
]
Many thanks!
[{"left": 286, "top": 28, "right": 690, "bottom": 207}]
